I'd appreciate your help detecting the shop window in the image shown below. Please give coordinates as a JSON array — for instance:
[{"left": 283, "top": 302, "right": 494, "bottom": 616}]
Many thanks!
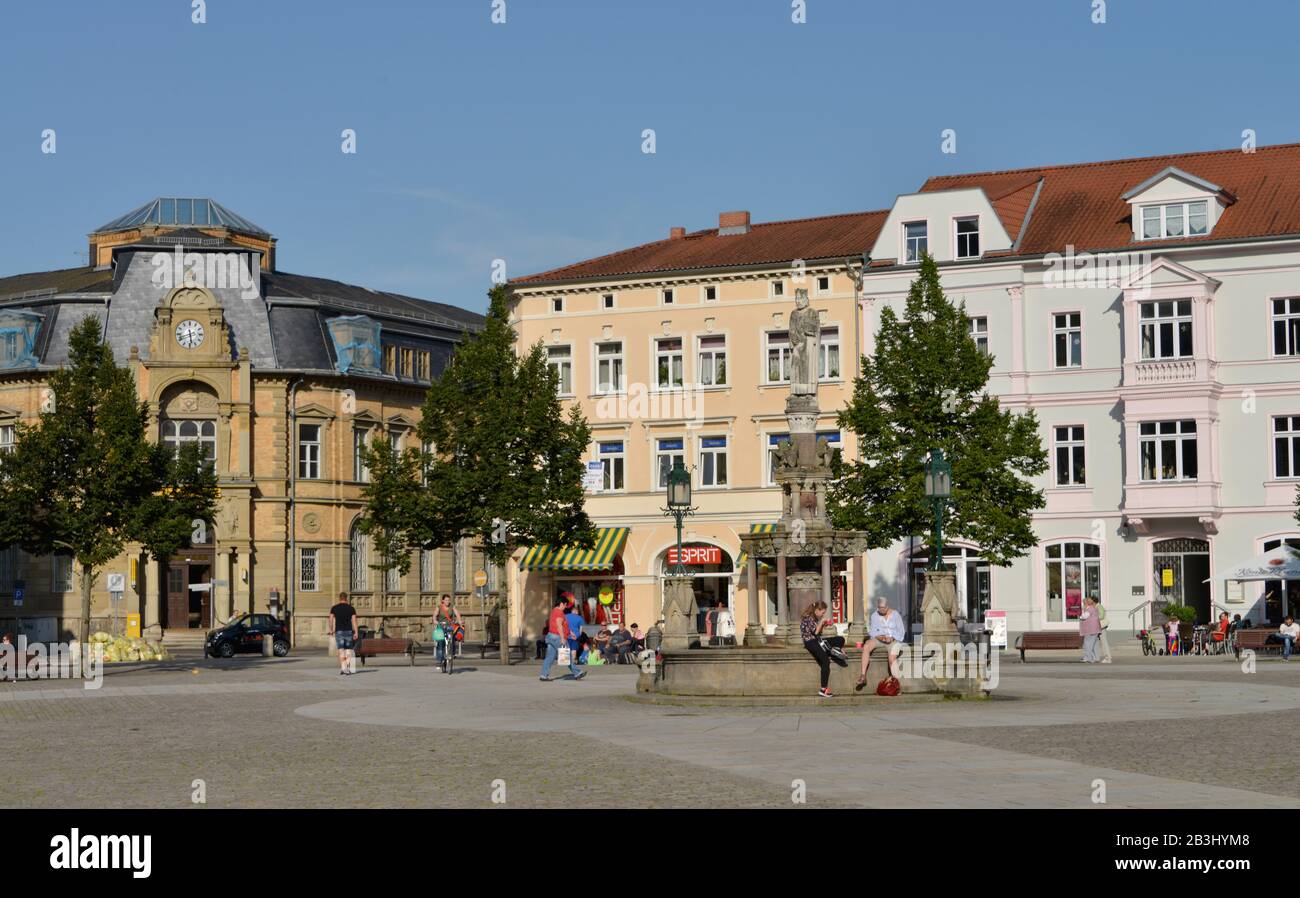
[{"left": 1044, "top": 541, "right": 1101, "bottom": 623}]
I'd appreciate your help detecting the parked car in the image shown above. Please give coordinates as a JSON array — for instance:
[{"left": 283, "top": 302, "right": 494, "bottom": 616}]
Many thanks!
[{"left": 206, "top": 613, "right": 290, "bottom": 658}]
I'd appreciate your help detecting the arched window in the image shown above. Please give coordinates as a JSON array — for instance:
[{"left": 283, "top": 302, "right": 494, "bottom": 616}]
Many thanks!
[
  {"left": 161, "top": 418, "right": 216, "bottom": 469},
  {"left": 350, "top": 524, "right": 370, "bottom": 592}
]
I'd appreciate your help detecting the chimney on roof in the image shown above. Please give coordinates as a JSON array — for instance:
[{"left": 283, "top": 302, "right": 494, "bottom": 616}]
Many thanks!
[
  {"left": 669, "top": 226, "right": 686, "bottom": 240},
  {"left": 718, "top": 210, "right": 751, "bottom": 235}
]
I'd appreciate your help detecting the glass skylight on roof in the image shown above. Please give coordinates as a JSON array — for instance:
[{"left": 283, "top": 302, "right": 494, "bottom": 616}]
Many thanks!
[{"left": 94, "top": 198, "right": 270, "bottom": 236}]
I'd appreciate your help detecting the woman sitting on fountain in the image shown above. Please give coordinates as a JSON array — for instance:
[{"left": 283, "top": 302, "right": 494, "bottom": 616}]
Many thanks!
[{"left": 800, "top": 600, "right": 848, "bottom": 698}]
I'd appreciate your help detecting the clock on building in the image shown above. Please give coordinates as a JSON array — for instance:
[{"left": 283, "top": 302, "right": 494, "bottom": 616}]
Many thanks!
[{"left": 175, "top": 319, "right": 205, "bottom": 349}]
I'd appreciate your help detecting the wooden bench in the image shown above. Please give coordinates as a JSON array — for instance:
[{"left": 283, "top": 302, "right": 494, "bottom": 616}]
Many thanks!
[
  {"left": 1015, "top": 631, "right": 1084, "bottom": 662},
  {"left": 355, "top": 637, "right": 416, "bottom": 666},
  {"left": 1233, "top": 628, "right": 1287, "bottom": 659},
  {"left": 478, "top": 638, "right": 530, "bottom": 662}
]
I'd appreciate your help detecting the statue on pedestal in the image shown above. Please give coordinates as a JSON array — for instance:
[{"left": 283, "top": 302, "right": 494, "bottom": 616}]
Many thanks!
[{"left": 788, "top": 289, "right": 821, "bottom": 397}]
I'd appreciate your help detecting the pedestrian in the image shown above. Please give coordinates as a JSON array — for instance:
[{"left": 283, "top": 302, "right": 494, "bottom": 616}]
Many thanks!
[
  {"left": 540, "top": 596, "right": 586, "bottom": 682},
  {"left": 1096, "top": 599, "right": 1113, "bottom": 663},
  {"left": 1079, "top": 596, "right": 1102, "bottom": 663},
  {"left": 800, "top": 600, "right": 847, "bottom": 698},
  {"left": 328, "top": 591, "right": 358, "bottom": 676},
  {"left": 563, "top": 595, "right": 584, "bottom": 660}
]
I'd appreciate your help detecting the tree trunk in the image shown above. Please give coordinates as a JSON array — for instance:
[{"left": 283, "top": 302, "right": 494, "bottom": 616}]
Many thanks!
[{"left": 80, "top": 565, "right": 93, "bottom": 645}]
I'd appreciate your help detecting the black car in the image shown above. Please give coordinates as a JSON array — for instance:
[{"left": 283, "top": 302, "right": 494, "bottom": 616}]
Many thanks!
[{"left": 206, "top": 613, "right": 290, "bottom": 658}]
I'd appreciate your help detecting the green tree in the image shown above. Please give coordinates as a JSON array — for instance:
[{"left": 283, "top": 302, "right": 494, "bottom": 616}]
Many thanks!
[
  {"left": 828, "top": 253, "right": 1048, "bottom": 566},
  {"left": 359, "top": 284, "right": 595, "bottom": 579},
  {"left": 0, "top": 317, "right": 218, "bottom": 643}
]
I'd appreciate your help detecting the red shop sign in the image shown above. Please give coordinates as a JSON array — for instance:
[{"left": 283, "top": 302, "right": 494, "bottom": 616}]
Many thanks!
[{"left": 666, "top": 545, "right": 722, "bottom": 566}]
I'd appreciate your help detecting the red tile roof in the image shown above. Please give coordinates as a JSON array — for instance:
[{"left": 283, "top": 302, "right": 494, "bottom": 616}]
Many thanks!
[
  {"left": 512, "top": 209, "right": 886, "bottom": 285},
  {"left": 514, "top": 143, "right": 1300, "bottom": 286},
  {"left": 921, "top": 142, "right": 1300, "bottom": 255}
]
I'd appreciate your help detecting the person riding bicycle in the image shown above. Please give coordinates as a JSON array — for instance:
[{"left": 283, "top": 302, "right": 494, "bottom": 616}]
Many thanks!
[{"left": 432, "top": 594, "right": 463, "bottom": 668}]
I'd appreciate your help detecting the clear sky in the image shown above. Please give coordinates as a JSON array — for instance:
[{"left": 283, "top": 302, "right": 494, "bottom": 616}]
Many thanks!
[{"left": 2, "top": 0, "right": 1298, "bottom": 314}]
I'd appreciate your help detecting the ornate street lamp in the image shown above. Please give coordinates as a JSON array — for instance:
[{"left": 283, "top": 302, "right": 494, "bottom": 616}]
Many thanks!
[
  {"left": 924, "top": 448, "right": 952, "bottom": 571},
  {"left": 663, "top": 460, "right": 696, "bottom": 576}
]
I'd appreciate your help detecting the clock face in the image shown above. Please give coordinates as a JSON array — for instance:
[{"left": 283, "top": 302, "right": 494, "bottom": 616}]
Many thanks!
[{"left": 175, "top": 319, "right": 205, "bottom": 349}]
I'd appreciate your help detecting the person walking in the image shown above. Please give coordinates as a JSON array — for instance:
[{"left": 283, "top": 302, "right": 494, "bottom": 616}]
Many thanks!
[
  {"left": 1079, "top": 596, "right": 1102, "bottom": 663},
  {"left": 1096, "top": 599, "right": 1113, "bottom": 663},
  {"left": 800, "top": 600, "right": 847, "bottom": 698},
  {"left": 540, "top": 596, "right": 586, "bottom": 682},
  {"left": 328, "top": 591, "right": 358, "bottom": 676}
]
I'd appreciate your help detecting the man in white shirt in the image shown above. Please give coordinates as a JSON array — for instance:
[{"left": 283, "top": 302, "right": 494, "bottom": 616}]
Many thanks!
[
  {"left": 855, "top": 597, "right": 906, "bottom": 691},
  {"left": 1279, "top": 616, "right": 1299, "bottom": 661}
]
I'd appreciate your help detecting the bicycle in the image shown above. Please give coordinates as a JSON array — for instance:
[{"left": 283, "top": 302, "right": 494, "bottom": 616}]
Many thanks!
[{"left": 433, "top": 622, "right": 464, "bottom": 674}]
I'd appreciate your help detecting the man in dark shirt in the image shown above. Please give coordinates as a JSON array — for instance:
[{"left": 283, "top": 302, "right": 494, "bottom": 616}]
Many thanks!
[{"left": 329, "top": 591, "right": 358, "bottom": 676}]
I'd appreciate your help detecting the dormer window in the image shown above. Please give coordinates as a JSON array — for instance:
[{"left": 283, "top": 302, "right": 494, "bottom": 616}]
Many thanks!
[
  {"left": 954, "top": 216, "right": 980, "bottom": 259},
  {"left": 904, "top": 221, "right": 928, "bottom": 262},
  {"left": 1140, "top": 201, "right": 1209, "bottom": 240}
]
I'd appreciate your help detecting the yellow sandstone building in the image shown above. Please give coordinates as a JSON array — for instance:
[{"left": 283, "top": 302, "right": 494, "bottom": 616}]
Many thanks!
[{"left": 0, "top": 198, "right": 495, "bottom": 648}]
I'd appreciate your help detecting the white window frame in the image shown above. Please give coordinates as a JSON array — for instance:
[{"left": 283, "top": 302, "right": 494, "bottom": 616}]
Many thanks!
[
  {"left": 903, "top": 220, "right": 928, "bottom": 263},
  {"left": 698, "top": 435, "right": 728, "bottom": 488},
  {"left": 654, "top": 337, "right": 684, "bottom": 390},
  {"left": 350, "top": 524, "right": 370, "bottom": 592},
  {"left": 602, "top": 292, "right": 616, "bottom": 310},
  {"left": 954, "top": 215, "right": 980, "bottom": 259},
  {"left": 353, "top": 427, "right": 371, "bottom": 483},
  {"left": 661, "top": 287, "right": 675, "bottom": 306},
  {"left": 1139, "top": 420, "right": 1198, "bottom": 482},
  {"left": 697, "top": 335, "right": 727, "bottom": 387},
  {"left": 655, "top": 437, "right": 685, "bottom": 491},
  {"left": 594, "top": 341, "right": 625, "bottom": 394},
  {"left": 551, "top": 296, "right": 564, "bottom": 313},
  {"left": 1052, "top": 312, "right": 1083, "bottom": 369},
  {"left": 1043, "top": 540, "right": 1103, "bottom": 624},
  {"left": 299, "top": 547, "right": 319, "bottom": 592},
  {"left": 1271, "top": 297, "right": 1300, "bottom": 358},
  {"left": 815, "top": 275, "right": 831, "bottom": 296},
  {"left": 598, "top": 440, "right": 625, "bottom": 492},
  {"left": 1139, "top": 300, "right": 1193, "bottom": 360},
  {"left": 765, "top": 330, "right": 791, "bottom": 384},
  {"left": 1139, "top": 200, "right": 1209, "bottom": 240},
  {"left": 769, "top": 280, "right": 786, "bottom": 299},
  {"left": 1274, "top": 415, "right": 1300, "bottom": 479},
  {"left": 968, "top": 316, "right": 989, "bottom": 356},
  {"left": 702, "top": 284, "right": 718, "bottom": 302},
  {"left": 1053, "top": 425, "right": 1086, "bottom": 487},
  {"left": 298, "top": 422, "right": 322, "bottom": 479},
  {"left": 818, "top": 326, "right": 841, "bottom": 380},
  {"left": 0, "top": 423, "right": 13, "bottom": 454},
  {"left": 547, "top": 344, "right": 574, "bottom": 396}
]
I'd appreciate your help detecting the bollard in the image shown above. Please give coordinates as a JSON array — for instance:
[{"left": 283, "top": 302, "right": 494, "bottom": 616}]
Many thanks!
[{"left": 262, "top": 634, "right": 273, "bottom": 657}]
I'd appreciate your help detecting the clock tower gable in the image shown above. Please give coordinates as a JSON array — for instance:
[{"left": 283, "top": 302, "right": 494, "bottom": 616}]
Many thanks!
[{"left": 149, "top": 285, "right": 233, "bottom": 363}]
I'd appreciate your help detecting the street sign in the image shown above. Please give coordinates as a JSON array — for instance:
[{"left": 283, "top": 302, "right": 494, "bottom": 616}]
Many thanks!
[
  {"left": 107, "top": 572, "right": 126, "bottom": 593},
  {"left": 12, "top": 579, "right": 23, "bottom": 608},
  {"left": 473, "top": 569, "right": 488, "bottom": 588}
]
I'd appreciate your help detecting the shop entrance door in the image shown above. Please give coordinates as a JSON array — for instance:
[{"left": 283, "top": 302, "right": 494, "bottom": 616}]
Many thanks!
[{"left": 1152, "top": 538, "right": 1211, "bottom": 624}]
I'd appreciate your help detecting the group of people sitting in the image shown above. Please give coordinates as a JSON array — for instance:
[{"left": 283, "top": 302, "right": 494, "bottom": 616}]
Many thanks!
[
  {"left": 536, "top": 594, "right": 646, "bottom": 666},
  {"left": 800, "top": 596, "right": 907, "bottom": 698}
]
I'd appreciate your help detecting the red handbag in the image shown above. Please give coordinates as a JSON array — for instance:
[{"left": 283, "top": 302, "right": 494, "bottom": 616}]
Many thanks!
[{"left": 876, "top": 676, "right": 901, "bottom": 697}]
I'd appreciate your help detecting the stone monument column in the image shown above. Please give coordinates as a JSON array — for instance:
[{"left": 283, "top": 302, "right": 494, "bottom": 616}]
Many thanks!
[{"left": 660, "top": 575, "right": 699, "bottom": 651}]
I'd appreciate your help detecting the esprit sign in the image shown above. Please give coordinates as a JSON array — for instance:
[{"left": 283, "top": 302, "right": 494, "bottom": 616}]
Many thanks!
[{"left": 666, "top": 545, "right": 722, "bottom": 566}]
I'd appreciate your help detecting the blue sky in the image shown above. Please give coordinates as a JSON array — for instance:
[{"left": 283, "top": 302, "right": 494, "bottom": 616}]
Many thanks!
[{"left": 2, "top": 0, "right": 1298, "bottom": 314}]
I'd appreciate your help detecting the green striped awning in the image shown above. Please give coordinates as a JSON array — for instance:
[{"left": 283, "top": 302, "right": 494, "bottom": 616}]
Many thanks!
[
  {"left": 737, "top": 522, "right": 778, "bottom": 569},
  {"left": 520, "top": 527, "right": 630, "bottom": 571}
]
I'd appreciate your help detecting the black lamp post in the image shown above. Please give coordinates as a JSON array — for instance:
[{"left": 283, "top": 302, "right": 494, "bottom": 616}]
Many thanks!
[
  {"left": 924, "top": 449, "right": 952, "bottom": 571},
  {"left": 663, "top": 460, "right": 696, "bottom": 576}
]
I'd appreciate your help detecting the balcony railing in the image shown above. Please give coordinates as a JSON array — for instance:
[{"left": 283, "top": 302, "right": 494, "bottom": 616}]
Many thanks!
[{"left": 1131, "top": 358, "right": 1198, "bottom": 384}]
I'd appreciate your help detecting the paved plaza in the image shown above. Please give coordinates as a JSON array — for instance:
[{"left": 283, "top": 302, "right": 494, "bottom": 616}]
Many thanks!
[{"left": 4, "top": 646, "right": 1299, "bottom": 809}]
